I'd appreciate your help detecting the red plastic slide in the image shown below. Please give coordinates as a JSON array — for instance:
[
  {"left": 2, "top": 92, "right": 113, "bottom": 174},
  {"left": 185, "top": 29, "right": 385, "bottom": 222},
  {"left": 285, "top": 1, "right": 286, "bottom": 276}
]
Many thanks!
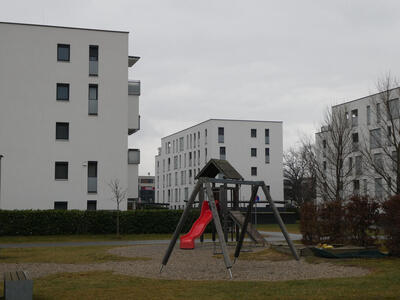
[{"left": 180, "top": 201, "right": 215, "bottom": 249}]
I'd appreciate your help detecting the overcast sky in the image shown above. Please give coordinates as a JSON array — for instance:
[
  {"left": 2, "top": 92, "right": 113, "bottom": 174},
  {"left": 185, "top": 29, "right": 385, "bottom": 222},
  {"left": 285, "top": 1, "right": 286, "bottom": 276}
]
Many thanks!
[{"left": 2, "top": 0, "right": 400, "bottom": 175}]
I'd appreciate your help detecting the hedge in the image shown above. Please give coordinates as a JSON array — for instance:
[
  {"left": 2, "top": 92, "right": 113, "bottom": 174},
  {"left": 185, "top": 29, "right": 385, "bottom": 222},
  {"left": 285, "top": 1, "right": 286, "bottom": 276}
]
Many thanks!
[{"left": 0, "top": 209, "right": 201, "bottom": 236}]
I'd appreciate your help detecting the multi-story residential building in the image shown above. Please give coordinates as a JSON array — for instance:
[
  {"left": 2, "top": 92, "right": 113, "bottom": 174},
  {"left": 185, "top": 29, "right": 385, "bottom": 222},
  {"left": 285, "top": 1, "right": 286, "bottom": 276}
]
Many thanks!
[
  {"left": 155, "top": 119, "right": 283, "bottom": 209},
  {"left": 315, "top": 88, "right": 400, "bottom": 200},
  {"left": 0, "top": 22, "right": 141, "bottom": 210}
]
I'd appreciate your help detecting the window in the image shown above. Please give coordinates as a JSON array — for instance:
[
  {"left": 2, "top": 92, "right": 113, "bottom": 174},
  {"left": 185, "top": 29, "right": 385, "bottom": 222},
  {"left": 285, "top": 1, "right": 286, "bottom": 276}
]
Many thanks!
[
  {"left": 375, "top": 178, "right": 383, "bottom": 199},
  {"left": 57, "top": 83, "right": 69, "bottom": 101},
  {"left": 351, "top": 109, "right": 358, "bottom": 127},
  {"left": 189, "top": 152, "right": 192, "bottom": 167},
  {"left": 220, "top": 147, "right": 226, "bottom": 160},
  {"left": 197, "top": 150, "right": 200, "bottom": 165},
  {"left": 57, "top": 44, "right": 70, "bottom": 62},
  {"left": 251, "top": 129, "right": 257, "bottom": 138},
  {"left": 353, "top": 180, "right": 360, "bottom": 193},
  {"left": 56, "top": 122, "right": 69, "bottom": 140},
  {"left": 370, "top": 128, "right": 381, "bottom": 149},
  {"left": 205, "top": 148, "right": 208, "bottom": 163},
  {"left": 374, "top": 153, "right": 383, "bottom": 170},
  {"left": 367, "top": 105, "right": 371, "bottom": 125},
  {"left": 388, "top": 98, "right": 400, "bottom": 119},
  {"left": 352, "top": 132, "right": 359, "bottom": 151},
  {"left": 323, "top": 161, "right": 327, "bottom": 171},
  {"left": 55, "top": 162, "right": 68, "bottom": 180},
  {"left": 54, "top": 201, "right": 68, "bottom": 210},
  {"left": 88, "top": 161, "right": 97, "bottom": 193},
  {"left": 377, "top": 103, "right": 381, "bottom": 123},
  {"left": 251, "top": 148, "right": 257, "bottom": 157},
  {"left": 355, "top": 156, "right": 362, "bottom": 175},
  {"left": 174, "top": 156, "right": 178, "bottom": 170},
  {"left": 251, "top": 167, "right": 257, "bottom": 176},
  {"left": 218, "top": 127, "right": 224, "bottom": 143},
  {"left": 205, "top": 129, "right": 208, "bottom": 145},
  {"left": 265, "top": 129, "right": 270, "bottom": 144},
  {"left": 265, "top": 148, "right": 270, "bottom": 163},
  {"left": 179, "top": 137, "right": 184, "bottom": 151},
  {"left": 89, "top": 84, "right": 98, "bottom": 115},
  {"left": 184, "top": 187, "right": 189, "bottom": 201},
  {"left": 89, "top": 45, "right": 99, "bottom": 76},
  {"left": 87, "top": 200, "right": 97, "bottom": 211},
  {"left": 348, "top": 157, "right": 353, "bottom": 174}
]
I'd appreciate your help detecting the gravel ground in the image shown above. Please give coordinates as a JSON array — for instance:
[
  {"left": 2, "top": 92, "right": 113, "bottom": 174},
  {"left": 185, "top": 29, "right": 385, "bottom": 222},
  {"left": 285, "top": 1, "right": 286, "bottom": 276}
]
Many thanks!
[{"left": 0, "top": 244, "right": 369, "bottom": 281}]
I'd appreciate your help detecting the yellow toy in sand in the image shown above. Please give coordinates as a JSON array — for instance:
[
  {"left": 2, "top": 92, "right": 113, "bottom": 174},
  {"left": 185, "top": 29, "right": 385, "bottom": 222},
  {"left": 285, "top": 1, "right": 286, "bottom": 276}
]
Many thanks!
[{"left": 317, "top": 243, "right": 334, "bottom": 249}]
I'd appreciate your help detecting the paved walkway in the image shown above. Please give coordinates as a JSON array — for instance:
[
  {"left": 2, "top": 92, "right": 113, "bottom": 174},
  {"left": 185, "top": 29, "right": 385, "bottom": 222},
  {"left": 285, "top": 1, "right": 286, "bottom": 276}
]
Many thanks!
[{"left": 0, "top": 232, "right": 301, "bottom": 249}]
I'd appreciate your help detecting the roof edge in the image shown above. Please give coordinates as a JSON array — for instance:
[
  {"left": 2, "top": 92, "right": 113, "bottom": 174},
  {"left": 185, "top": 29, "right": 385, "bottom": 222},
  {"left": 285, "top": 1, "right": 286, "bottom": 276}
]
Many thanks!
[{"left": 0, "top": 21, "right": 129, "bottom": 34}]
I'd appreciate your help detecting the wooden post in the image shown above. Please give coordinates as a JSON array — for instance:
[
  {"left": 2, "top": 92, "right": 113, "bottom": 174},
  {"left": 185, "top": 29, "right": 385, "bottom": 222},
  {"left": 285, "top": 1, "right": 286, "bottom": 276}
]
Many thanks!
[
  {"left": 205, "top": 182, "right": 233, "bottom": 278},
  {"left": 234, "top": 185, "right": 259, "bottom": 262},
  {"left": 260, "top": 183, "right": 300, "bottom": 261},
  {"left": 160, "top": 181, "right": 202, "bottom": 272},
  {"left": 199, "top": 185, "right": 205, "bottom": 243}
]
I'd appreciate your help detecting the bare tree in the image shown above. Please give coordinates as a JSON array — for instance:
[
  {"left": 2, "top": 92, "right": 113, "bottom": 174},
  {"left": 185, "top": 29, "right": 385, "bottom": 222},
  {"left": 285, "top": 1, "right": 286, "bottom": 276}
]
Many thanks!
[
  {"left": 284, "top": 146, "right": 316, "bottom": 206},
  {"left": 312, "top": 105, "right": 353, "bottom": 201},
  {"left": 109, "top": 179, "right": 127, "bottom": 236},
  {"left": 361, "top": 73, "right": 400, "bottom": 196}
]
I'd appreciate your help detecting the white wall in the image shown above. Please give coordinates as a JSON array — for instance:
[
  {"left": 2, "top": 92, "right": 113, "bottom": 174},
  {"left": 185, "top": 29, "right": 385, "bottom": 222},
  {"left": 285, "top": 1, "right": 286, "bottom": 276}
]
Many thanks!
[
  {"left": 0, "top": 23, "right": 134, "bottom": 210},
  {"left": 155, "top": 119, "right": 283, "bottom": 209}
]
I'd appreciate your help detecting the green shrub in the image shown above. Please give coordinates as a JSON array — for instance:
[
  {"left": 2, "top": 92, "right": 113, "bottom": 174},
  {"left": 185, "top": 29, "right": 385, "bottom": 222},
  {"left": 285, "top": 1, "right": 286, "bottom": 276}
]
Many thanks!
[
  {"left": 382, "top": 195, "right": 400, "bottom": 256},
  {"left": 0, "top": 209, "right": 201, "bottom": 236}
]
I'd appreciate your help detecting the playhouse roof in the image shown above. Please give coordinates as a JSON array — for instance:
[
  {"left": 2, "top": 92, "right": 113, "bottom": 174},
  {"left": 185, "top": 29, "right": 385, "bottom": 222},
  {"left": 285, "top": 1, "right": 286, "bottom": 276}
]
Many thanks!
[{"left": 195, "top": 159, "right": 243, "bottom": 180}]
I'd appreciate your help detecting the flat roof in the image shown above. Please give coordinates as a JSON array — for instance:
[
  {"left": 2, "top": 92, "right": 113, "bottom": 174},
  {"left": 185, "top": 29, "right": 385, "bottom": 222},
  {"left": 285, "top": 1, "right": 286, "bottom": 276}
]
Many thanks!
[
  {"left": 332, "top": 86, "right": 400, "bottom": 108},
  {"left": 0, "top": 21, "right": 129, "bottom": 34},
  {"left": 161, "top": 118, "right": 283, "bottom": 140}
]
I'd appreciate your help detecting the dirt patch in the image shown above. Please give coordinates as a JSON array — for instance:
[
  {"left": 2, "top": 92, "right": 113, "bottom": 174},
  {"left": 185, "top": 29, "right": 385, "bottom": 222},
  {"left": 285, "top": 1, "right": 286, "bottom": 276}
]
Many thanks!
[{"left": 0, "top": 243, "right": 370, "bottom": 281}]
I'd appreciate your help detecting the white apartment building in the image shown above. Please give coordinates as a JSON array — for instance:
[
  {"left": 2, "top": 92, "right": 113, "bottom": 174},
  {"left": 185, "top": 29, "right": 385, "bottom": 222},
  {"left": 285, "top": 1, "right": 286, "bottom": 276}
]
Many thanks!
[
  {"left": 315, "top": 88, "right": 400, "bottom": 200},
  {"left": 155, "top": 119, "right": 283, "bottom": 209},
  {"left": 0, "top": 22, "right": 141, "bottom": 210}
]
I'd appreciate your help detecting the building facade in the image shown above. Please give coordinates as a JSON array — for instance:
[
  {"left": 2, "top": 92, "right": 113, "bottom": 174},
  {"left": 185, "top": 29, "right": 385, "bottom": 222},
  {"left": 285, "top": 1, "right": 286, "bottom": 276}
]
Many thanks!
[
  {"left": 155, "top": 119, "right": 283, "bottom": 209},
  {"left": 138, "top": 176, "right": 155, "bottom": 204},
  {"left": 0, "top": 22, "right": 140, "bottom": 210},
  {"left": 315, "top": 88, "right": 400, "bottom": 200}
]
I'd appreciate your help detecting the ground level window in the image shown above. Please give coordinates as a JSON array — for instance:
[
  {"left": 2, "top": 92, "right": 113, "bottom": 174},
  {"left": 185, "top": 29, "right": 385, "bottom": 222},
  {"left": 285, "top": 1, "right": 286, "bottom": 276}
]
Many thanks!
[
  {"left": 54, "top": 201, "right": 67, "bottom": 210},
  {"left": 87, "top": 200, "right": 97, "bottom": 211}
]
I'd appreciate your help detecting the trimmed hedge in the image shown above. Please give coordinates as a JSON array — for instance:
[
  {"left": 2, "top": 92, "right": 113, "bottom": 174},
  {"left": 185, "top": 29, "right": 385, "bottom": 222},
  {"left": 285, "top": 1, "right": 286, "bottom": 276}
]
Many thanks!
[{"left": 0, "top": 209, "right": 201, "bottom": 236}]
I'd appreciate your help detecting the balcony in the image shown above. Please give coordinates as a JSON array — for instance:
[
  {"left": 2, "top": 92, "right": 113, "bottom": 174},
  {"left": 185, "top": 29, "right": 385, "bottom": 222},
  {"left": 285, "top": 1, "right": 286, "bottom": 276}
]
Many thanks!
[
  {"left": 128, "top": 81, "right": 140, "bottom": 135},
  {"left": 128, "top": 149, "right": 140, "bottom": 164}
]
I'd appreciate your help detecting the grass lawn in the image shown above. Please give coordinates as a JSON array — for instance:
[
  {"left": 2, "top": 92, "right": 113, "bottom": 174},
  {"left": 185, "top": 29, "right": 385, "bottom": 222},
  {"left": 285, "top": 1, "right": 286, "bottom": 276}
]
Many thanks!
[
  {"left": 0, "top": 233, "right": 173, "bottom": 244},
  {"left": 256, "top": 222, "right": 300, "bottom": 234},
  {"left": 0, "top": 257, "right": 398, "bottom": 300},
  {"left": 0, "top": 245, "right": 149, "bottom": 264},
  {"left": 0, "top": 242, "right": 399, "bottom": 299}
]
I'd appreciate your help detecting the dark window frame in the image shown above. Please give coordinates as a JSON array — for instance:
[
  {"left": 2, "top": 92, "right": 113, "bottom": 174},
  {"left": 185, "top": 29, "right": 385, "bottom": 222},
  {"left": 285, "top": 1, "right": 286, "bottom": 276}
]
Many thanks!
[
  {"left": 54, "top": 201, "right": 68, "bottom": 210},
  {"left": 251, "top": 167, "right": 257, "bottom": 176},
  {"left": 55, "top": 162, "right": 68, "bottom": 180},
  {"left": 57, "top": 44, "right": 70, "bottom": 62},
  {"left": 251, "top": 128, "right": 257, "bottom": 138},
  {"left": 56, "top": 122, "right": 69, "bottom": 140},
  {"left": 87, "top": 200, "right": 97, "bottom": 211},
  {"left": 56, "top": 83, "right": 70, "bottom": 101},
  {"left": 251, "top": 148, "right": 257, "bottom": 157}
]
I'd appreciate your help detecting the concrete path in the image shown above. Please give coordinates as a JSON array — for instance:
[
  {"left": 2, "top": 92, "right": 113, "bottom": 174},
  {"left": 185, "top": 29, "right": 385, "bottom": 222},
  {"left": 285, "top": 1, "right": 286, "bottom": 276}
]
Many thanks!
[{"left": 0, "top": 232, "right": 301, "bottom": 249}]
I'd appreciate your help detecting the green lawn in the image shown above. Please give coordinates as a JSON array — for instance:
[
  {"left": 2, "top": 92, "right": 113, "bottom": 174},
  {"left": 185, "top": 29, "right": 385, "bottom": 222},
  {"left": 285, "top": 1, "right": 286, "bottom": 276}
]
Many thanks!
[
  {"left": 1, "top": 257, "right": 398, "bottom": 300},
  {"left": 0, "top": 242, "right": 399, "bottom": 299},
  {"left": 256, "top": 222, "right": 300, "bottom": 234},
  {"left": 0, "top": 234, "right": 173, "bottom": 244},
  {"left": 0, "top": 245, "right": 149, "bottom": 264}
]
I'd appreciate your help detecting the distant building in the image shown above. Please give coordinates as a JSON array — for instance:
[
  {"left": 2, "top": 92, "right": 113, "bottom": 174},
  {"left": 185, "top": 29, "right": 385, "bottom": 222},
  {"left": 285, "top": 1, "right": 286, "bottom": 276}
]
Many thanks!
[
  {"left": 0, "top": 22, "right": 141, "bottom": 210},
  {"left": 138, "top": 176, "right": 155, "bottom": 204},
  {"left": 315, "top": 88, "right": 400, "bottom": 200},
  {"left": 155, "top": 119, "right": 283, "bottom": 209}
]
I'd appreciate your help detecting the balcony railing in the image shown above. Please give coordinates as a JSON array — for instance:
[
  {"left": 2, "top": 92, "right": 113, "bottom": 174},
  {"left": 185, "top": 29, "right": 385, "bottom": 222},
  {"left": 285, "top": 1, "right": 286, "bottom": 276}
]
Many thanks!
[
  {"left": 128, "top": 149, "right": 140, "bottom": 164},
  {"left": 89, "top": 61, "right": 98, "bottom": 76},
  {"left": 88, "top": 177, "right": 97, "bottom": 193}
]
